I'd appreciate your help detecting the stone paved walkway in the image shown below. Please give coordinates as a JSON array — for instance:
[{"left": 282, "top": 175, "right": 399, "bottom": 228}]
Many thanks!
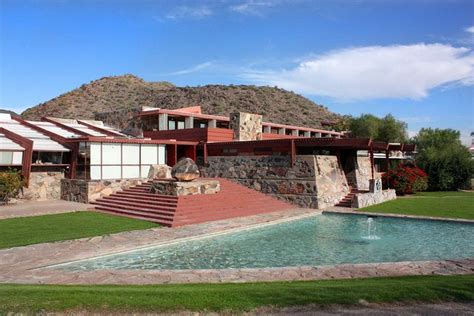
[
  {"left": 0, "top": 200, "right": 89, "bottom": 219},
  {"left": 0, "top": 208, "right": 473, "bottom": 285}
]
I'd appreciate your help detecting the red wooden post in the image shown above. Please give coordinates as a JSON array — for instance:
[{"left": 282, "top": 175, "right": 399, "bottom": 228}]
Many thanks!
[
  {"left": 290, "top": 139, "right": 296, "bottom": 167},
  {"left": 370, "top": 146, "right": 375, "bottom": 180},
  {"left": 203, "top": 143, "right": 208, "bottom": 164}
]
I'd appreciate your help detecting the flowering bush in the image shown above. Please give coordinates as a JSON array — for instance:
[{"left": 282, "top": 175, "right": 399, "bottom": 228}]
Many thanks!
[{"left": 382, "top": 163, "right": 428, "bottom": 195}]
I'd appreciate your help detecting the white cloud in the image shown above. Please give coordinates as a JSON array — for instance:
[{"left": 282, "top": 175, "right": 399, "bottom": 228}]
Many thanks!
[
  {"left": 166, "top": 62, "right": 214, "bottom": 76},
  {"left": 465, "top": 26, "right": 474, "bottom": 34},
  {"left": 243, "top": 44, "right": 474, "bottom": 101},
  {"left": 230, "top": 0, "right": 275, "bottom": 16},
  {"left": 166, "top": 6, "right": 213, "bottom": 20}
]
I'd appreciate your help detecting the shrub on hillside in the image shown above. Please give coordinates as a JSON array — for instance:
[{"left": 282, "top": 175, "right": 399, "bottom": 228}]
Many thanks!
[
  {"left": 0, "top": 170, "right": 24, "bottom": 205},
  {"left": 382, "top": 163, "right": 428, "bottom": 195}
]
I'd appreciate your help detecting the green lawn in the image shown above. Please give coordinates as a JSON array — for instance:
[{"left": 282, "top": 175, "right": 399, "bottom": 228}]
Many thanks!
[
  {"left": 360, "top": 191, "right": 474, "bottom": 220},
  {"left": 0, "top": 275, "right": 472, "bottom": 313},
  {"left": 0, "top": 212, "right": 159, "bottom": 249}
]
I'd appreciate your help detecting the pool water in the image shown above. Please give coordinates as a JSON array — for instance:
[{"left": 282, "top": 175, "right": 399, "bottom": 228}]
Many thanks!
[{"left": 60, "top": 213, "right": 474, "bottom": 271}]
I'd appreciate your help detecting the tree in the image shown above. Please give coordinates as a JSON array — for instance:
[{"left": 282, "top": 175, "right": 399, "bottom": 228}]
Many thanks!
[
  {"left": 378, "top": 114, "right": 408, "bottom": 143},
  {"left": 348, "top": 114, "right": 407, "bottom": 142},
  {"left": 413, "top": 128, "right": 473, "bottom": 191}
]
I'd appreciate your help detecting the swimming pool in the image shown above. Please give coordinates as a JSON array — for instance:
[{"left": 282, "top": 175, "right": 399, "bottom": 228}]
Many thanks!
[{"left": 59, "top": 213, "right": 474, "bottom": 271}]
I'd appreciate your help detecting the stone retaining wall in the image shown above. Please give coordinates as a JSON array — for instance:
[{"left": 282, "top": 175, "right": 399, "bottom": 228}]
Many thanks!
[
  {"left": 61, "top": 178, "right": 145, "bottom": 203},
  {"left": 150, "top": 179, "right": 220, "bottom": 196},
  {"left": 201, "top": 155, "right": 349, "bottom": 209},
  {"left": 352, "top": 189, "right": 397, "bottom": 208},
  {"left": 21, "top": 171, "right": 64, "bottom": 201}
]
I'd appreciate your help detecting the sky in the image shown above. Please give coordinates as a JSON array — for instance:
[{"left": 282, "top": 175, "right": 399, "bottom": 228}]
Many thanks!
[{"left": 1, "top": 0, "right": 473, "bottom": 145}]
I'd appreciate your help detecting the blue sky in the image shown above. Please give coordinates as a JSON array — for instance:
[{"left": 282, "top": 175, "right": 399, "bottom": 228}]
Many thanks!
[{"left": 1, "top": 0, "right": 473, "bottom": 144}]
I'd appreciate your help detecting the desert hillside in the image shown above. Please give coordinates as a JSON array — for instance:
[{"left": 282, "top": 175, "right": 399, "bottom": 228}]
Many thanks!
[{"left": 21, "top": 74, "right": 340, "bottom": 130}]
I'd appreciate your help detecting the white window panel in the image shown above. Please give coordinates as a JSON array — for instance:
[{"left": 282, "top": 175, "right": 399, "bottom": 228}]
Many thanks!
[
  {"left": 141, "top": 145, "right": 158, "bottom": 165},
  {"left": 0, "top": 152, "right": 13, "bottom": 164},
  {"left": 102, "top": 166, "right": 121, "bottom": 179},
  {"left": 122, "top": 166, "right": 140, "bottom": 179},
  {"left": 102, "top": 143, "right": 121, "bottom": 165},
  {"left": 12, "top": 152, "right": 23, "bottom": 164},
  {"left": 141, "top": 165, "right": 152, "bottom": 178},
  {"left": 90, "top": 143, "right": 101, "bottom": 165},
  {"left": 158, "top": 145, "right": 165, "bottom": 164},
  {"left": 122, "top": 144, "right": 140, "bottom": 164},
  {"left": 90, "top": 166, "right": 101, "bottom": 180}
]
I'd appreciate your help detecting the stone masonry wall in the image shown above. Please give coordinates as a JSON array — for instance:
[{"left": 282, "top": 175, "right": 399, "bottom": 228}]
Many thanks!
[
  {"left": 229, "top": 112, "right": 263, "bottom": 141},
  {"left": 314, "top": 155, "right": 350, "bottom": 209},
  {"left": 61, "top": 178, "right": 145, "bottom": 203},
  {"left": 352, "top": 189, "right": 397, "bottom": 208},
  {"left": 21, "top": 172, "right": 64, "bottom": 201},
  {"left": 347, "top": 156, "right": 371, "bottom": 190},
  {"left": 201, "top": 155, "right": 349, "bottom": 209}
]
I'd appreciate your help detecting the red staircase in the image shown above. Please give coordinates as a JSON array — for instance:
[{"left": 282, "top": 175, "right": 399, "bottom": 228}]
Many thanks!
[{"left": 90, "top": 178, "right": 294, "bottom": 227}]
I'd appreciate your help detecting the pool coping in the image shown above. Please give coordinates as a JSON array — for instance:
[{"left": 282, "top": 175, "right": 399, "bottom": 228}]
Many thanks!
[
  {"left": 324, "top": 209, "right": 474, "bottom": 224},
  {"left": 0, "top": 208, "right": 473, "bottom": 285}
]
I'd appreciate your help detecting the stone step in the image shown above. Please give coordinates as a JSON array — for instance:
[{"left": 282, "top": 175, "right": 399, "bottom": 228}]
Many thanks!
[
  {"left": 115, "top": 191, "right": 179, "bottom": 200},
  {"left": 91, "top": 200, "right": 177, "bottom": 214},
  {"left": 91, "top": 207, "right": 173, "bottom": 226},
  {"left": 102, "top": 195, "right": 178, "bottom": 206}
]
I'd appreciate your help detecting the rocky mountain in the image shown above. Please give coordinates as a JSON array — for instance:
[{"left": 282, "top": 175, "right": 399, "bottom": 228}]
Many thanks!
[
  {"left": 0, "top": 109, "right": 18, "bottom": 116},
  {"left": 21, "top": 74, "right": 340, "bottom": 130}
]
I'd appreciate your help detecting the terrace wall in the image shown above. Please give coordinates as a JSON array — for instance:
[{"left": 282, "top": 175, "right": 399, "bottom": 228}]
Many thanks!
[
  {"left": 20, "top": 171, "right": 64, "bottom": 201},
  {"left": 200, "top": 155, "right": 349, "bottom": 209},
  {"left": 61, "top": 178, "right": 145, "bottom": 203},
  {"left": 346, "top": 156, "right": 372, "bottom": 190}
]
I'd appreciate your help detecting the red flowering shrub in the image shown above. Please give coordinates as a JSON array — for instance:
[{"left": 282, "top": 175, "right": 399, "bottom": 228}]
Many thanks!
[{"left": 382, "top": 163, "right": 428, "bottom": 195}]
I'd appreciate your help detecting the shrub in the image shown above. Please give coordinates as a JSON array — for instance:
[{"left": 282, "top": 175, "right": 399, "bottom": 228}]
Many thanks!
[
  {"left": 0, "top": 170, "right": 24, "bottom": 204},
  {"left": 382, "top": 163, "right": 428, "bottom": 195},
  {"left": 414, "top": 128, "right": 473, "bottom": 191}
]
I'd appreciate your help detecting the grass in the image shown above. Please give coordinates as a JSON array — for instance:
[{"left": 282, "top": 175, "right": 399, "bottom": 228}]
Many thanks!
[
  {"left": 0, "top": 275, "right": 473, "bottom": 313},
  {"left": 0, "top": 212, "right": 158, "bottom": 249},
  {"left": 360, "top": 191, "right": 474, "bottom": 220}
]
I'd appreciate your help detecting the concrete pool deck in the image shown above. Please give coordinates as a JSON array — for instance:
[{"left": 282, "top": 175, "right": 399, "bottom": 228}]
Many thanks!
[
  {"left": 0, "top": 208, "right": 473, "bottom": 285},
  {"left": 0, "top": 200, "right": 89, "bottom": 219}
]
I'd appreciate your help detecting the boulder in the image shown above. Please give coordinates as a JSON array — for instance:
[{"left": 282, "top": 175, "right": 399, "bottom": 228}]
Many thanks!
[
  {"left": 171, "top": 158, "right": 200, "bottom": 181},
  {"left": 148, "top": 164, "right": 172, "bottom": 179}
]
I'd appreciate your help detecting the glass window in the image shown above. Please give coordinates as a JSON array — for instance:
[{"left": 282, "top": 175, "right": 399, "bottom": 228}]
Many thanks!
[
  {"left": 0, "top": 152, "right": 13, "bottom": 164},
  {"left": 102, "top": 143, "right": 121, "bottom": 165},
  {"left": 90, "top": 142, "right": 101, "bottom": 165},
  {"left": 102, "top": 166, "right": 121, "bottom": 179},
  {"left": 141, "top": 145, "right": 158, "bottom": 164},
  {"left": 122, "top": 144, "right": 140, "bottom": 164}
]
